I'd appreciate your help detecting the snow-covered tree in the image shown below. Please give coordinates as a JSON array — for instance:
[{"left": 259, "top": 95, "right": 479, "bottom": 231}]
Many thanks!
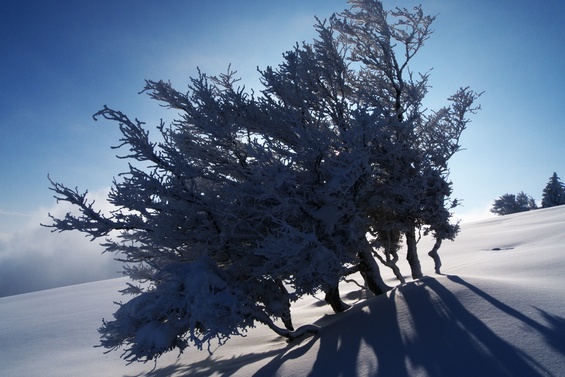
[
  {"left": 490, "top": 192, "right": 537, "bottom": 216},
  {"left": 45, "top": 0, "right": 480, "bottom": 363},
  {"left": 332, "top": 2, "right": 477, "bottom": 279},
  {"left": 541, "top": 172, "right": 565, "bottom": 208}
]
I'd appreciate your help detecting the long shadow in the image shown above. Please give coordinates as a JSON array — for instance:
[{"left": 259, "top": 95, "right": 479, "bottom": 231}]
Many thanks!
[
  {"left": 123, "top": 334, "right": 318, "bottom": 377},
  {"left": 401, "top": 276, "right": 554, "bottom": 376},
  {"left": 446, "top": 275, "right": 565, "bottom": 358},
  {"left": 303, "top": 289, "right": 408, "bottom": 377},
  {"left": 534, "top": 307, "right": 565, "bottom": 354},
  {"left": 257, "top": 290, "right": 410, "bottom": 377},
  {"left": 126, "top": 276, "right": 565, "bottom": 376},
  {"left": 259, "top": 275, "right": 564, "bottom": 376}
]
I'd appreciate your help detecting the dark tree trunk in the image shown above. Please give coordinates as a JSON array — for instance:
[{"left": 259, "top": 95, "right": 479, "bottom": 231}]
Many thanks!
[
  {"left": 357, "top": 242, "right": 392, "bottom": 295},
  {"left": 324, "top": 285, "right": 351, "bottom": 313},
  {"left": 248, "top": 306, "right": 318, "bottom": 340},
  {"left": 428, "top": 238, "right": 442, "bottom": 274},
  {"left": 276, "top": 279, "right": 294, "bottom": 331},
  {"left": 380, "top": 228, "right": 405, "bottom": 284},
  {"left": 405, "top": 227, "right": 423, "bottom": 279},
  {"left": 373, "top": 247, "right": 406, "bottom": 284}
]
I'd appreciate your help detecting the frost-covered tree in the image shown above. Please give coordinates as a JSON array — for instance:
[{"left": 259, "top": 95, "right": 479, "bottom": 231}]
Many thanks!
[
  {"left": 516, "top": 191, "right": 538, "bottom": 212},
  {"left": 332, "top": 2, "right": 477, "bottom": 279},
  {"left": 490, "top": 191, "right": 537, "bottom": 216},
  {"left": 45, "top": 0, "right": 480, "bottom": 363},
  {"left": 541, "top": 172, "right": 565, "bottom": 208}
]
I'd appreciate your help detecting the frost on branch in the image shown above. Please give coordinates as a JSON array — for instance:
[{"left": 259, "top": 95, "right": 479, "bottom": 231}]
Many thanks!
[{"left": 45, "top": 0, "right": 480, "bottom": 363}]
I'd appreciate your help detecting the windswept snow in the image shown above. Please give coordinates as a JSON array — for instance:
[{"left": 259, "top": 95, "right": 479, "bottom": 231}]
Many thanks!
[{"left": 1, "top": 206, "right": 565, "bottom": 376}]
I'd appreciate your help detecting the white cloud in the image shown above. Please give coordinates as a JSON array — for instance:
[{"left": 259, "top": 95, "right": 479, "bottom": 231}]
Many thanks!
[
  {"left": 452, "top": 202, "right": 495, "bottom": 224},
  {"left": 0, "top": 188, "right": 123, "bottom": 297}
]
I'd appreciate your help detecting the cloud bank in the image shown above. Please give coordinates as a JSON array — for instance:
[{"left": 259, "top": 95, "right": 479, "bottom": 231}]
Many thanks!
[{"left": 0, "top": 189, "right": 122, "bottom": 297}]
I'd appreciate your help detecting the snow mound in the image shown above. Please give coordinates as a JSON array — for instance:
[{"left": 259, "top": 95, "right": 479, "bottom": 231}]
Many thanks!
[{"left": 1, "top": 206, "right": 565, "bottom": 376}]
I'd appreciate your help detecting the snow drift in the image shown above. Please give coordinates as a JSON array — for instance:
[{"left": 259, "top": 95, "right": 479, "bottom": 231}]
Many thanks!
[{"left": 1, "top": 206, "right": 565, "bottom": 376}]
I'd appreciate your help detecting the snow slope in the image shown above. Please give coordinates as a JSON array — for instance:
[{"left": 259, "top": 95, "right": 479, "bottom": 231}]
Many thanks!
[{"left": 1, "top": 206, "right": 565, "bottom": 376}]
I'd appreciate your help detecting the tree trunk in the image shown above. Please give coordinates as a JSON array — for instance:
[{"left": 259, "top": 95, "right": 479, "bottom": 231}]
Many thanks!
[
  {"left": 427, "top": 238, "right": 442, "bottom": 274},
  {"left": 405, "top": 227, "right": 423, "bottom": 279},
  {"left": 248, "top": 306, "right": 318, "bottom": 340},
  {"left": 357, "top": 242, "right": 392, "bottom": 295},
  {"left": 324, "top": 285, "right": 351, "bottom": 313},
  {"left": 378, "top": 229, "right": 405, "bottom": 284},
  {"left": 373, "top": 249, "right": 406, "bottom": 284},
  {"left": 276, "top": 279, "right": 295, "bottom": 331}
]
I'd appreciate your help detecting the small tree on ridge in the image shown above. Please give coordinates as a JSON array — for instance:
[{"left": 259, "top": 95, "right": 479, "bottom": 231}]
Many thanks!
[
  {"left": 491, "top": 191, "right": 537, "bottom": 216},
  {"left": 541, "top": 172, "right": 565, "bottom": 208}
]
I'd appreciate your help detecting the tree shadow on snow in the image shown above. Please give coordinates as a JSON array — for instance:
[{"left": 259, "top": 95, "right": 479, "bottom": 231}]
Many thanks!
[
  {"left": 126, "top": 275, "right": 565, "bottom": 377},
  {"left": 394, "top": 275, "right": 564, "bottom": 377},
  {"left": 123, "top": 332, "right": 318, "bottom": 377},
  {"left": 534, "top": 307, "right": 565, "bottom": 354},
  {"left": 258, "top": 275, "right": 565, "bottom": 377}
]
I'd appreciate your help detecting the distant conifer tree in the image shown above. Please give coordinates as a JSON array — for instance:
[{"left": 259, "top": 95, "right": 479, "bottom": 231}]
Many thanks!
[
  {"left": 541, "top": 172, "right": 565, "bottom": 208},
  {"left": 491, "top": 192, "right": 537, "bottom": 216}
]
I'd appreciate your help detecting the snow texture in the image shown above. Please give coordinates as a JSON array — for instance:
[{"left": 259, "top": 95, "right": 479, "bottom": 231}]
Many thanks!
[{"left": 2, "top": 205, "right": 565, "bottom": 376}]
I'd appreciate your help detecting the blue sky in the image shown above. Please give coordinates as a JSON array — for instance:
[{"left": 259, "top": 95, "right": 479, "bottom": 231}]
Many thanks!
[{"left": 1, "top": 0, "right": 564, "bottom": 294}]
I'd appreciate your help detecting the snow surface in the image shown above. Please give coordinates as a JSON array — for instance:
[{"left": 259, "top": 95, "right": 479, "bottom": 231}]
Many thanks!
[{"left": 1, "top": 206, "right": 565, "bottom": 376}]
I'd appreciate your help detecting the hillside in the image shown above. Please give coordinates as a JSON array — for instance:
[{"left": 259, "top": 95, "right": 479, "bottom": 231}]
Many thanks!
[{"left": 2, "top": 206, "right": 565, "bottom": 376}]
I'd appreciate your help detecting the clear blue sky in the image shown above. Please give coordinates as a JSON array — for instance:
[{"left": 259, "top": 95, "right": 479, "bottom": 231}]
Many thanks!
[{"left": 1, "top": 1, "right": 565, "bottom": 293}]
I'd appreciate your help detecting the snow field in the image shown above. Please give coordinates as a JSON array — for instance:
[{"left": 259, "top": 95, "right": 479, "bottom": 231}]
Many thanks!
[{"left": 1, "top": 206, "right": 565, "bottom": 376}]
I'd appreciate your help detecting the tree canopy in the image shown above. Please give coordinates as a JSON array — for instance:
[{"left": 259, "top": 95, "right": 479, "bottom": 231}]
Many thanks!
[
  {"left": 541, "top": 172, "right": 565, "bottom": 208},
  {"left": 45, "top": 0, "right": 480, "bottom": 363},
  {"left": 490, "top": 192, "right": 537, "bottom": 216}
]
